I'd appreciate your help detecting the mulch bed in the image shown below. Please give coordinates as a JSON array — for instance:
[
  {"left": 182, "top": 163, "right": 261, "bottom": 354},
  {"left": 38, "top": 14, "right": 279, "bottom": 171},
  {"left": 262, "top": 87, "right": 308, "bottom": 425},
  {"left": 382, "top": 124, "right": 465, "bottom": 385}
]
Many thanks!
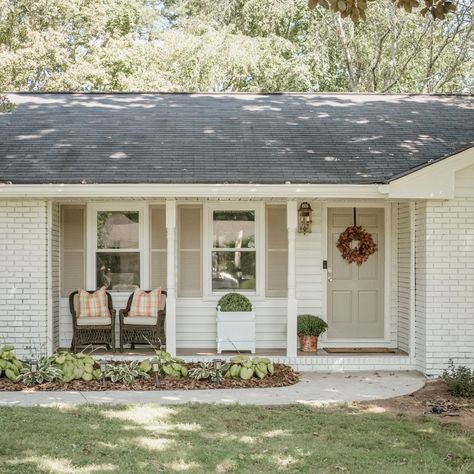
[
  {"left": 353, "top": 379, "right": 474, "bottom": 430},
  {"left": 0, "top": 364, "right": 299, "bottom": 392}
]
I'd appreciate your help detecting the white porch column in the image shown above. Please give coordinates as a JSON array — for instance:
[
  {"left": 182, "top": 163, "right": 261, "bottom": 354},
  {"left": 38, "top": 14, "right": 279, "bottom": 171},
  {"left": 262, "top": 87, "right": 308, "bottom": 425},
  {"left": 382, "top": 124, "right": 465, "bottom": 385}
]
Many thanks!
[
  {"left": 286, "top": 201, "right": 298, "bottom": 357},
  {"left": 165, "top": 200, "right": 177, "bottom": 356}
]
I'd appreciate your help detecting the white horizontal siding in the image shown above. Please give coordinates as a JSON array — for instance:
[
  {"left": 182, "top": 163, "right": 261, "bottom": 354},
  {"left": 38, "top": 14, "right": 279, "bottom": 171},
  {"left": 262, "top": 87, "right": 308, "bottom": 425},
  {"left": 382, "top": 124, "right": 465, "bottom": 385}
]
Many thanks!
[
  {"left": 455, "top": 164, "right": 474, "bottom": 197},
  {"left": 176, "top": 298, "right": 287, "bottom": 349}
]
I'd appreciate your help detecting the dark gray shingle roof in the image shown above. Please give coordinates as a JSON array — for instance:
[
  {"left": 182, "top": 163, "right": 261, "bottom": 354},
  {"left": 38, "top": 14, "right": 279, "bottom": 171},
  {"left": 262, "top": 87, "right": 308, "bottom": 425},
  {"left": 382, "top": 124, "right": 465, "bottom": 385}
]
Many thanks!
[{"left": 0, "top": 93, "right": 472, "bottom": 185}]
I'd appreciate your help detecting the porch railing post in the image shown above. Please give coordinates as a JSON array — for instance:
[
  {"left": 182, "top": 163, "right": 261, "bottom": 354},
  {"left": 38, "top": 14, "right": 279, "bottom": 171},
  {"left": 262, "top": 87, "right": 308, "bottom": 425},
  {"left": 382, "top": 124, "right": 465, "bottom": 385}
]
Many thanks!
[
  {"left": 287, "top": 201, "right": 298, "bottom": 357},
  {"left": 165, "top": 200, "right": 177, "bottom": 356}
]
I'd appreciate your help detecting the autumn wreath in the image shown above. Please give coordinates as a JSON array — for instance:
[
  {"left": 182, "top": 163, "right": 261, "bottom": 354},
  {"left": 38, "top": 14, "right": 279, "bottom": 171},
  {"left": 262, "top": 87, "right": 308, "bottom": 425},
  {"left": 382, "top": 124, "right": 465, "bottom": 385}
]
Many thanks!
[{"left": 336, "top": 225, "right": 377, "bottom": 265}]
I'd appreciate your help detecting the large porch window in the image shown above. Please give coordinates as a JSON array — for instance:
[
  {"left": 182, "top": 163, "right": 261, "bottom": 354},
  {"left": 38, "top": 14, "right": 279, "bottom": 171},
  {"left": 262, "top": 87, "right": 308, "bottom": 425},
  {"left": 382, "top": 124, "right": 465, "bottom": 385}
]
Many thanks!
[
  {"left": 87, "top": 203, "right": 148, "bottom": 293},
  {"left": 206, "top": 203, "right": 264, "bottom": 296},
  {"left": 96, "top": 211, "right": 141, "bottom": 291}
]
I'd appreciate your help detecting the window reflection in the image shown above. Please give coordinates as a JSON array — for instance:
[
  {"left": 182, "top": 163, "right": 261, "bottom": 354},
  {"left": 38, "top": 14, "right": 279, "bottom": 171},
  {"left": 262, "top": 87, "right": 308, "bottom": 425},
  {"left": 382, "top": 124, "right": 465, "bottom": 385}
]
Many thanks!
[
  {"left": 96, "top": 252, "right": 140, "bottom": 292},
  {"left": 97, "top": 211, "right": 139, "bottom": 249}
]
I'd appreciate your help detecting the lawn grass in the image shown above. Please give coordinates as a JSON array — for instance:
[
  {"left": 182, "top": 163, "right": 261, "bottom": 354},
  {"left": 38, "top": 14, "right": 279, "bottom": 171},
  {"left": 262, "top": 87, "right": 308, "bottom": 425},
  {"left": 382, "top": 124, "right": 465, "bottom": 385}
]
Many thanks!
[{"left": 0, "top": 404, "right": 472, "bottom": 473}]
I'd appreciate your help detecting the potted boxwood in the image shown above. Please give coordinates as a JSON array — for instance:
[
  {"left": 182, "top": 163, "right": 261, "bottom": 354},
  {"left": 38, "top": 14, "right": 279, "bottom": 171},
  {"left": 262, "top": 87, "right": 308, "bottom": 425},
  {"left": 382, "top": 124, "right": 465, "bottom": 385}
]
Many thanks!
[
  {"left": 297, "top": 314, "right": 328, "bottom": 353},
  {"left": 216, "top": 293, "right": 255, "bottom": 354}
]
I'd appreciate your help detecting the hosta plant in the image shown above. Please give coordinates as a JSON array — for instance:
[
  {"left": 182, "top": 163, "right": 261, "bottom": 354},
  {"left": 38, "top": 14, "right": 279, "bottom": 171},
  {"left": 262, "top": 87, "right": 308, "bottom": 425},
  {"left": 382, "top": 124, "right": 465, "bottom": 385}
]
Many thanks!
[
  {"left": 188, "top": 361, "right": 230, "bottom": 382},
  {"left": 45, "top": 351, "right": 102, "bottom": 382},
  {"left": 17, "top": 359, "right": 63, "bottom": 386},
  {"left": 0, "top": 345, "right": 23, "bottom": 381},
  {"left": 139, "top": 350, "right": 188, "bottom": 378},
  {"left": 225, "top": 355, "right": 274, "bottom": 380},
  {"left": 105, "top": 360, "right": 149, "bottom": 384}
]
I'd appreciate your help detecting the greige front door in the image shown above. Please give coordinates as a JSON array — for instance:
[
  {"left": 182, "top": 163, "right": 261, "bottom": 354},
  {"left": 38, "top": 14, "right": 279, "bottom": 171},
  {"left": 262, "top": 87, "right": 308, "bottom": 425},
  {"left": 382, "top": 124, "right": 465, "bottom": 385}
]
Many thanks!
[{"left": 327, "top": 208, "right": 384, "bottom": 339}]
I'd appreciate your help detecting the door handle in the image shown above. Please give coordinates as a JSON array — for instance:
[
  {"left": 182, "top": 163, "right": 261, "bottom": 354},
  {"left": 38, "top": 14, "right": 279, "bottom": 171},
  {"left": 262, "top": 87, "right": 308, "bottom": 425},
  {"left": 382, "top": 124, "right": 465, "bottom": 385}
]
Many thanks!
[{"left": 328, "top": 277, "right": 333, "bottom": 282}]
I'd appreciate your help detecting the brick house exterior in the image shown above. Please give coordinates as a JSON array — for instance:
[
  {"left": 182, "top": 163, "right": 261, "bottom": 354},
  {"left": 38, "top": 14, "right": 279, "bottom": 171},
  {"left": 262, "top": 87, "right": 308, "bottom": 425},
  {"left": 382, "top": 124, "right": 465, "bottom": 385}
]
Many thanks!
[{"left": 0, "top": 93, "right": 472, "bottom": 376}]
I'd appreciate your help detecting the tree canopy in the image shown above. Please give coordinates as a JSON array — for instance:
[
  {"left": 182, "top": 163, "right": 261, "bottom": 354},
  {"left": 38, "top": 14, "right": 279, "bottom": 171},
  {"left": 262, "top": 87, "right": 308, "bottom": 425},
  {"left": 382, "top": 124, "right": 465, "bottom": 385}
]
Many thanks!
[{"left": 0, "top": 0, "right": 472, "bottom": 94}]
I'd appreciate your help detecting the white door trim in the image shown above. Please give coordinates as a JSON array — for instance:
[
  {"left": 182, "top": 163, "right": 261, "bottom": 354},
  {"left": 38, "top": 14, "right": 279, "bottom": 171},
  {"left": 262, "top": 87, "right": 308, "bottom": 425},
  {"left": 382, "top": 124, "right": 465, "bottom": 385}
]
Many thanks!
[{"left": 320, "top": 202, "right": 392, "bottom": 346}]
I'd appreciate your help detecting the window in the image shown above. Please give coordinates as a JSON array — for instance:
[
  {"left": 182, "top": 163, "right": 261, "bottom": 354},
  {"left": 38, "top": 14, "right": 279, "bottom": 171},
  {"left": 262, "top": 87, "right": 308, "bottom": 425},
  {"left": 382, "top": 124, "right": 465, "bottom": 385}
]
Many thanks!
[
  {"left": 211, "top": 209, "right": 257, "bottom": 292},
  {"left": 90, "top": 205, "right": 145, "bottom": 292}
]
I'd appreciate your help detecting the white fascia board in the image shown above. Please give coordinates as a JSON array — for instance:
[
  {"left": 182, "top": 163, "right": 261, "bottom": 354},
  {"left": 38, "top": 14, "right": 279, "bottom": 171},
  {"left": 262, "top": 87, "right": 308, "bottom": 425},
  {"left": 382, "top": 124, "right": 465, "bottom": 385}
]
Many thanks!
[
  {"left": 0, "top": 183, "right": 386, "bottom": 199},
  {"left": 380, "top": 147, "right": 474, "bottom": 200}
]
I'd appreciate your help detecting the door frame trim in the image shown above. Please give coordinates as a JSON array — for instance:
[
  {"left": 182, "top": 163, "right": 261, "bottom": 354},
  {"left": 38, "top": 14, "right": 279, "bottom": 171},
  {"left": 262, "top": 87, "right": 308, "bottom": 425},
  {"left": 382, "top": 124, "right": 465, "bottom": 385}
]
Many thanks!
[{"left": 320, "top": 202, "right": 392, "bottom": 346}]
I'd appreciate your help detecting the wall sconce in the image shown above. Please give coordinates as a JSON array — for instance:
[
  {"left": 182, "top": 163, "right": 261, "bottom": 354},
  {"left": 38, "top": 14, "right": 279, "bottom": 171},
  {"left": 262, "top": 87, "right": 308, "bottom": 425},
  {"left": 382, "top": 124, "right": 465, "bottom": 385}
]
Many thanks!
[{"left": 298, "top": 202, "right": 313, "bottom": 234}]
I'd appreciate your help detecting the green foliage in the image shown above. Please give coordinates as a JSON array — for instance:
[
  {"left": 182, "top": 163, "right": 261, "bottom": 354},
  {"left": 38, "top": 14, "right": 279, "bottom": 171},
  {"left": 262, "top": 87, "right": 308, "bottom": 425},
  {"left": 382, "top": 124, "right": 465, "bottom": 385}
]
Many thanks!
[
  {"left": 442, "top": 359, "right": 474, "bottom": 398},
  {"left": 188, "top": 361, "right": 230, "bottom": 381},
  {"left": 0, "top": 95, "right": 15, "bottom": 113},
  {"left": 17, "top": 359, "right": 63, "bottom": 386},
  {"left": 225, "top": 355, "right": 274, "bottom": 380},
  {"left": 0, "top": 345, "right": 23, "bottom": 381},
  {"left": 1, "top": 404, "right": 473, "bottom": 473},
  {"left": 0, "top": 0, "right": 471, "bottom": 94},
  {"left": 217, "top": 293, "right": 252, "bottom": 312},
  {"left": 297, "top": 314, "right": 328, "bottom": 336},
  {"left": 104, "top": 360, "right": 149, "bottom": 383},
  {"left": 46, "top": 351, "right": 102, "bottom": 382},
  {"left": 140, "top": 350, "right": 188, "bottom": 377}
]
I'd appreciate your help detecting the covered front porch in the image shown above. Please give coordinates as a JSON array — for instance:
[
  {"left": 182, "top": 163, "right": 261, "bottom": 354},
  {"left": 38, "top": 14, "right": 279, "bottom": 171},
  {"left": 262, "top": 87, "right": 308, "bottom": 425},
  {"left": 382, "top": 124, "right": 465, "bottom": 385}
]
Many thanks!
[{"left": 52, "top": 192, "right": 419, "bottom": 372}]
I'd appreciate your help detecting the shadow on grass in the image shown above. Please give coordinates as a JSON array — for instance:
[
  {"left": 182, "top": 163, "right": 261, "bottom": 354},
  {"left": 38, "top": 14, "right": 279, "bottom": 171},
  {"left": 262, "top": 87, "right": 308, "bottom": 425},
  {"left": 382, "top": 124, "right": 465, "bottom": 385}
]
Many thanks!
[{"left": 0, "top": 404, "right": 472, "bottom": 473}]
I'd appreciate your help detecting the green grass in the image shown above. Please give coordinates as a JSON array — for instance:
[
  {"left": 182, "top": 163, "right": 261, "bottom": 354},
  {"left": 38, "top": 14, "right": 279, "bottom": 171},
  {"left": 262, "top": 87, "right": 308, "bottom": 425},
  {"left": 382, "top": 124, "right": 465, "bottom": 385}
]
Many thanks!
[{"left": 0, "top": 404, "right": 472, "bottom": 473}]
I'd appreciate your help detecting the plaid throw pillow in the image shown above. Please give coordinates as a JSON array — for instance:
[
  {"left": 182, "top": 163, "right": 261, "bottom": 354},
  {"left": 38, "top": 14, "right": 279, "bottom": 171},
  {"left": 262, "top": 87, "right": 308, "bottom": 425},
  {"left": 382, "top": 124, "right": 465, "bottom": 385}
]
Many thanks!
[
  {"left": 129, "top": 288, "right": 161, "bottom": 318},
  {"left": 77, "top": 287, "right": 110, "bottom": 318}
]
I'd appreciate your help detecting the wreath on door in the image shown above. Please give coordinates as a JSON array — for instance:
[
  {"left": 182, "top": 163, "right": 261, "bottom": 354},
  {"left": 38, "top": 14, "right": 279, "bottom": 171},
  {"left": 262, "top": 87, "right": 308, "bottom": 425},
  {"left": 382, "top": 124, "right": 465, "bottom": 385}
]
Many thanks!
[{"left": 337, "top": 225, "right": 377, "bottom": 265}]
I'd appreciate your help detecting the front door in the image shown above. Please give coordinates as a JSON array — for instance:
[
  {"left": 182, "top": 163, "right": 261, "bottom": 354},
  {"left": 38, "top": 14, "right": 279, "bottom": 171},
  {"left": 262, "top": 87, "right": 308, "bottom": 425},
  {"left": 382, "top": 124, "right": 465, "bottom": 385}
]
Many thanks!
[{"left": 327, "top": 208, "right": 384, "bottom": 339}]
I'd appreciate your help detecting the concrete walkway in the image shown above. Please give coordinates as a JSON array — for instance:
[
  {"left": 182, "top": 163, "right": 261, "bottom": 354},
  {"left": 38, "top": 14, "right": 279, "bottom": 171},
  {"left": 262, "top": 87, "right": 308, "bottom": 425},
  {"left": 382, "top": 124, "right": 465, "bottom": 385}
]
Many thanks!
[{"left": 0, "top": 371, "right": 425, "bottom": 407}]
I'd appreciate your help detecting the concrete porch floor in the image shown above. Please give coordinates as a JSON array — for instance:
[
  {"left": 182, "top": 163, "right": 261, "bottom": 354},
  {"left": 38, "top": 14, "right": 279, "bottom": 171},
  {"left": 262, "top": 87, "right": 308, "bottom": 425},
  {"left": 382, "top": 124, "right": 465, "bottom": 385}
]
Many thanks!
[{"left": 86, "top": 347, "right": 408, "bottom": 358}]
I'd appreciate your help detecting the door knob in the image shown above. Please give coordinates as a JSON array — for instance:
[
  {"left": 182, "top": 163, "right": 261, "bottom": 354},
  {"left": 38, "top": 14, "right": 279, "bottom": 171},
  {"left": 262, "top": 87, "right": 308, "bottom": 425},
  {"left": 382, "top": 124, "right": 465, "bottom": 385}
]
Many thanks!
[{"left": 328, "top": 277, "right": 333, "bottom": 282}]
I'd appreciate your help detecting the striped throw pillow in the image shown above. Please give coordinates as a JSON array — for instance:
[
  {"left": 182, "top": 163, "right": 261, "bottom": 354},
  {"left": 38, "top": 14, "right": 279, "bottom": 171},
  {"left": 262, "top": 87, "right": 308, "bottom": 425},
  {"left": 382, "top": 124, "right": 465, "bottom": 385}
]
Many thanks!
[
  {"left": 129, "top": 288, "right": 161, "bottom": 318},
  {"left": 77, "top": 287, "right": 110, "bottom": 318}
]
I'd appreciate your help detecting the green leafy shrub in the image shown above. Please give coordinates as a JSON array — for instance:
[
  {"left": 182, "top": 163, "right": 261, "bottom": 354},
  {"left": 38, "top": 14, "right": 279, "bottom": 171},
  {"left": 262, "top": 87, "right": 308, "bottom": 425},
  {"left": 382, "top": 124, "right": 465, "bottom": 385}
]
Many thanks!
[
  {"left": 442, "top": 359, "right": 474, "bottom": 397},
  {"left": 188, "top": 361, "right": 230, "bottom": 381},
  {"left": 17, "top": 359, "right": 63, "bottom": 386},
  {"left": 139, "top": 350, "right": 188, "bottom": 377},
  {"left": 105, "top": 360, "right": 149, "bottom": 384},
  {"left": 0, "top": 345, "right": 23, "bottom": 381},
  {"left": 225, "top": 355, "right": 274, "bottom": 380},
  {"left": 46, "top": 351, "right": 102, "bottom": 382},
  {"left": 297, "top": 314, "right": 328, "bottom": 337},
  {"left": 217, "top": 293, "right": 252, "bottom": 312}
]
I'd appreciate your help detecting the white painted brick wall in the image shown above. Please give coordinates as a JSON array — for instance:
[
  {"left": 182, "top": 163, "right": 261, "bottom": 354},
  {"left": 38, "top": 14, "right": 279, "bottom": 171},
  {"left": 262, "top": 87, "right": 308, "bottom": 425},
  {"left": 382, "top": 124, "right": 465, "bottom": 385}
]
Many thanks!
[
  {"left": 415, "top": 199, "right": 474, "bottom": 376},
  {"left": 0, "top": 201, "right": 49, "bottom": 358}
]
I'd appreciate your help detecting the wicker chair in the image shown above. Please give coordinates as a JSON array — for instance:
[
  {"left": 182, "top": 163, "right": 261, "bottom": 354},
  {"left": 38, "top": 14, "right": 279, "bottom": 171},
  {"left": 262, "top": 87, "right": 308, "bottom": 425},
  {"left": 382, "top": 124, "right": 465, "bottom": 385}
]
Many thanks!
[
  {"left": 69, "top": 290, "right": 116, "bottom": 352},
  {"left": 119, "top": 290, "right": 167, "bottom": 352}
]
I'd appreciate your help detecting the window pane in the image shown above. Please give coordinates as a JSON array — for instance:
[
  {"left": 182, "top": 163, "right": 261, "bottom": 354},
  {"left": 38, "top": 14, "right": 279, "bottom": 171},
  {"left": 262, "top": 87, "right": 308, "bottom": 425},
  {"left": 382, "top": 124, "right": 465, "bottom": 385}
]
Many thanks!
[
  {"left": 97, "top": 252, "right": 140, "bottom": 292},
  {"left": 212, "top": 251, "right": 256, "bottom": 291},
  {"left": 213, "top": 211, "right": 255, "bottom": 249},
  {"left": 97, "top": 211, "right": 139, "bottom": 249}
]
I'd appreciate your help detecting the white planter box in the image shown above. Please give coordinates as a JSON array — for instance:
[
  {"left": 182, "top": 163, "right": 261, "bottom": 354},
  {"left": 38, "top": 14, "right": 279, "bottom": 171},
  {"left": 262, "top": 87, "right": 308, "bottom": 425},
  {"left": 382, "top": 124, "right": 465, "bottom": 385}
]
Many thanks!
[{"left": 217, "top": 309, "right": 256, "bottom": 354}]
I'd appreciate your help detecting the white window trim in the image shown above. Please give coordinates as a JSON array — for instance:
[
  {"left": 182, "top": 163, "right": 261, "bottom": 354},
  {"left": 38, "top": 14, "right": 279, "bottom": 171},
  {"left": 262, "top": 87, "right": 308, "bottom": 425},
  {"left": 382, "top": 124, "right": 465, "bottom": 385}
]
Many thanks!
[
  {"left": 86, "top": 202, "right": 149, "bottom": 292},
  {"left": 203, "top": 201, "right": 265, "bottom": 299}
]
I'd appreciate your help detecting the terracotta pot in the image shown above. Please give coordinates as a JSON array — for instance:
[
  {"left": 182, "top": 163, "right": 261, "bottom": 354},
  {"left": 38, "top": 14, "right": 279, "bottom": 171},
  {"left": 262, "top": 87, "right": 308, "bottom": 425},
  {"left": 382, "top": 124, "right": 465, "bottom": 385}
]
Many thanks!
[{"left": 299, "top": 335, "right": 318, "bottom": 353}]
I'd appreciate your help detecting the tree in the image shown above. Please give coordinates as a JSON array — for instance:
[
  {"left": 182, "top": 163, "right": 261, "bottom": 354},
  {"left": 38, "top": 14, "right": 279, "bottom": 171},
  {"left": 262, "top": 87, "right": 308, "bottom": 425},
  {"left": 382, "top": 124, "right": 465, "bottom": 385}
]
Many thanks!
[
  {"left": 0, "top": 0, "right": 472, "bottom": 93},
  {"left": 308, "top": 0, "right": 458, "bottom": 22}
]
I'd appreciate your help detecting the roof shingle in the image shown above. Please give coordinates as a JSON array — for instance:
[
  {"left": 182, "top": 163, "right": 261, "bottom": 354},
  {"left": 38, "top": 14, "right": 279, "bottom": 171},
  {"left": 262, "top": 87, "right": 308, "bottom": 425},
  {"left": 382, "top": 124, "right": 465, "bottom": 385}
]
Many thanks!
[{"left": 0, "top": 93, "right": 472, "bottom": 185}]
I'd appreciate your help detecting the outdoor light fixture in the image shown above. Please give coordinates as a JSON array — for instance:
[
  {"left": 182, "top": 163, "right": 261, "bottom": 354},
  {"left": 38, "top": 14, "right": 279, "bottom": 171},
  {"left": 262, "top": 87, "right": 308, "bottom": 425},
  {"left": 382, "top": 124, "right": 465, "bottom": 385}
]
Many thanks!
[
  {"left": 298, "top": 202, "right": 313, "bottom": 234},
  {"left": 152, "top": 361, "right": 160, "bottom": 388},
  {"left": 30, "top": 360, "right": 38, "bottom": 374},
  {"left": 213, "top": 359, "right": 223, "bottom": 384},
  {"left": 99, "top": 359, "right": 107, "bottom": 383}
]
